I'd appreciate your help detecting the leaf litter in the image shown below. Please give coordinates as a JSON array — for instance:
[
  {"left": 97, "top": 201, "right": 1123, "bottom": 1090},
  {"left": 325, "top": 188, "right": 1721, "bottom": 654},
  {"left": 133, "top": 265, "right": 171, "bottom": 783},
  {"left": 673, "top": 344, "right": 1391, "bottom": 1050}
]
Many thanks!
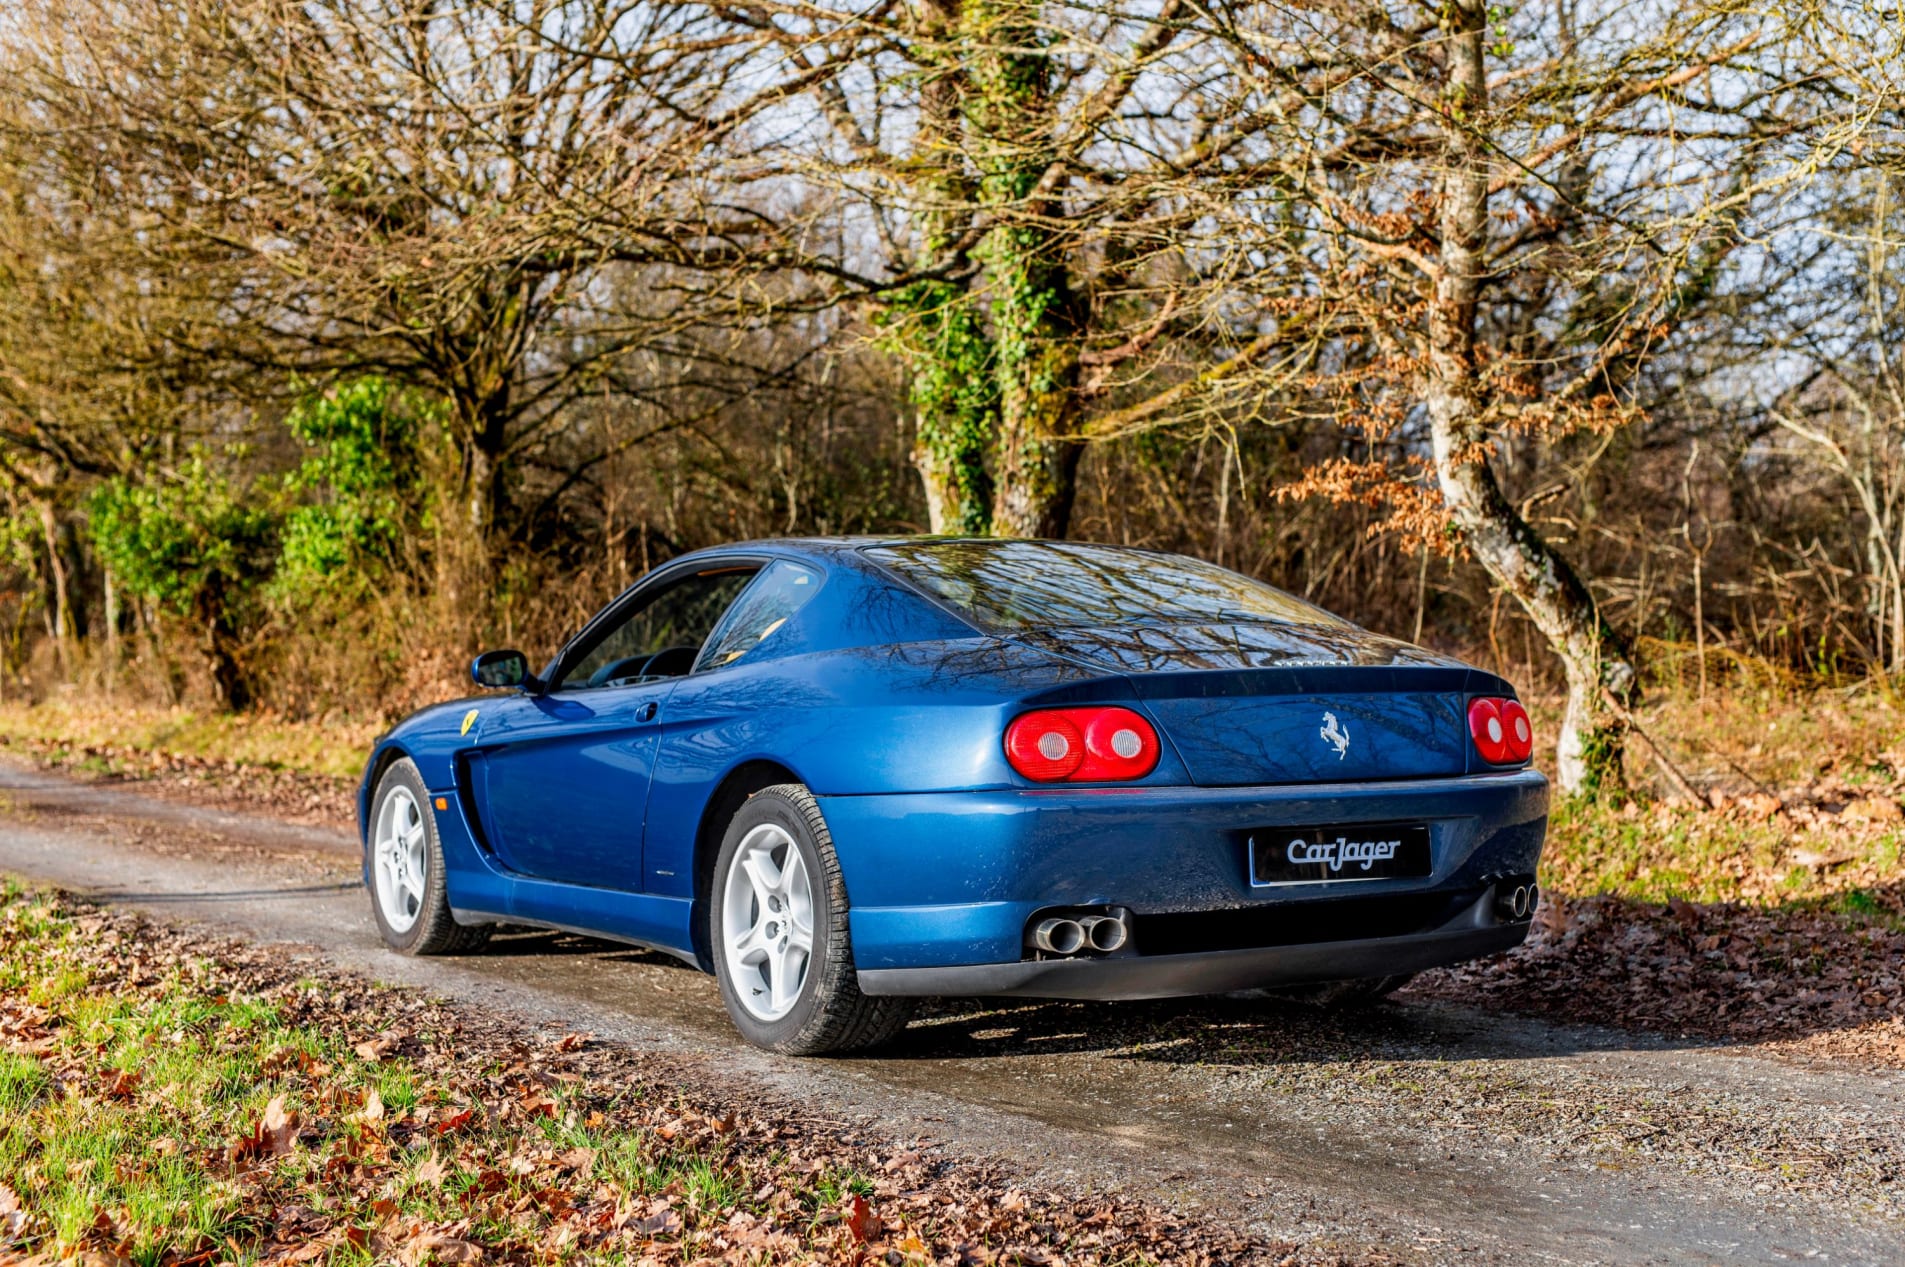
[{"left": 0, "top": 886, "right": 1372, "bottom": 1267}]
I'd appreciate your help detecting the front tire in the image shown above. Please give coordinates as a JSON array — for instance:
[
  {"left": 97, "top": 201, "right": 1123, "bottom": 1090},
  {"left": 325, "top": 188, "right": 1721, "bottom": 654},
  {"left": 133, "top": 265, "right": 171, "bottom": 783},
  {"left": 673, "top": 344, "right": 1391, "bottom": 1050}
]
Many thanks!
[
  {"left": 367, "top": 758, "right": 490, "bottom": 956},
  {"left": 710, "top": 784, "right": 914, "bottom": 1054}
]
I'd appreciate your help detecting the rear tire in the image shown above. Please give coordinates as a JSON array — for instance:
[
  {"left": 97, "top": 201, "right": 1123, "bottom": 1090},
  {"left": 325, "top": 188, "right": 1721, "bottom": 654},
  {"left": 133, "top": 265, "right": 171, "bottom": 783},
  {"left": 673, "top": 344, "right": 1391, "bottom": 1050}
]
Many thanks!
[
  {"left": 1262, "top": 973, "right": 1414, "bottom": 1007},
  {"left": 367, "top": 758, "right": 490, "bottom": 957},
  {"left": 710, "top": 783, "right": 915, "bottom": 1054}
]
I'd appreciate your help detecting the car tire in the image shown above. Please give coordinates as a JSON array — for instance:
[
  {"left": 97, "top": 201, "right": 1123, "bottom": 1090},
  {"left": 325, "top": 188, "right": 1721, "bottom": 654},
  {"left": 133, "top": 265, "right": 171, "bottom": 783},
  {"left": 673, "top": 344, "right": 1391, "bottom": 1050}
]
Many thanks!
[
  {"left": 1263, "top": 973, "right": 1414, "bottom": 1007},
  {"left": 710, "top": 783, "right": 915, "bottom": 1054},
  {"left": 367, "top": 758, "right": 490, "bottom": 956}
]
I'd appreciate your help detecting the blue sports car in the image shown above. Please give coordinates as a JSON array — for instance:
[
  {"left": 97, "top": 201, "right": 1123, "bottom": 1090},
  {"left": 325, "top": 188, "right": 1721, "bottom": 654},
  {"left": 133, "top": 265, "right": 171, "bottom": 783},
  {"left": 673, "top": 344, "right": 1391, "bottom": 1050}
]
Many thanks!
[{"left": 360, "top": 538, "right": 1548, "bottom": 1054}]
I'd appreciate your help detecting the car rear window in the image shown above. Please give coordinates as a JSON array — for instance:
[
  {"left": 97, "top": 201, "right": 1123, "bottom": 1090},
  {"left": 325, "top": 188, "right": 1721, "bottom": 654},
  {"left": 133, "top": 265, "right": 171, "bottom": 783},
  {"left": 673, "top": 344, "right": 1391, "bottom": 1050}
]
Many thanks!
[{"left": 864, "top": 540, "right": 1347, "bottom": 632}]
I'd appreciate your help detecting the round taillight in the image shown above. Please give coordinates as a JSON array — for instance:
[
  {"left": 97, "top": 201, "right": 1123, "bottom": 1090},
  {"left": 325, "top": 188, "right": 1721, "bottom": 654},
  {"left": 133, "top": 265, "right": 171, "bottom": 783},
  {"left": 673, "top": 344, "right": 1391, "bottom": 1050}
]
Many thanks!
[
  {"left": 1468, "top": 697, "right": 1510, "bottom": 764},
  {"left": 1078, "top": 707, "right": 1160, "bottom": 780},
  {"left": 1500, "top": 698, "right": 1533, "bottom": 762},
  {"left": 1005, "top": 706, "right": 1160, "bottom": 783},
  {"left": 1004, "top": 712, "right": 1084, "bottom": 781}
]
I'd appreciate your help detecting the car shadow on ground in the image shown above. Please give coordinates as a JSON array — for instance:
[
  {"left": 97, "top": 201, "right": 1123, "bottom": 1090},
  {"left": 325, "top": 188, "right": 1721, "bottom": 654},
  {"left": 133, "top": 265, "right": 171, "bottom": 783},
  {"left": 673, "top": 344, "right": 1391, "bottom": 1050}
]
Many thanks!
[
  {"left": 468, "top": 895, "right": 1904, "bottom": 1069},
  {"left": 883, "top": 990, "right": 1650, "bottom": 1066},
  {"left": 478, "top": 927, "right": 685, "bottom": 968}
]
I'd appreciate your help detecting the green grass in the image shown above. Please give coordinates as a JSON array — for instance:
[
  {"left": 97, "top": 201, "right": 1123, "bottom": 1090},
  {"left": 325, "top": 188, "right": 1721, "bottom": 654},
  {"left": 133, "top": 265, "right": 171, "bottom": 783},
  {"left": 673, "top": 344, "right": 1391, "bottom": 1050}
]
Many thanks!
[
  {"left": 1542, "top": 794, "right": 1905, "bottom": 921},
  {"left": 0, "top": 885, "right": 1100, "bottom": 1266},
  {"left": 0, "top": 888, "right": 641, "bottom": 1261}
]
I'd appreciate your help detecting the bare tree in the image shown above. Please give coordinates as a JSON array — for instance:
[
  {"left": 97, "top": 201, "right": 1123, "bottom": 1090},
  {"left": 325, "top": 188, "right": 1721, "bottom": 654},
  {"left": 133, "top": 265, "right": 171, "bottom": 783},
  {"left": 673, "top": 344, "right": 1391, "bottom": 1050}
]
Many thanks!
[
  {"left": 1120, "top": 0, "right": 1865, "bottom": 792},
  {"left": 6, "top": 0, "right": 768, "bottom": 555},
  {"left": 1771, "top": 167, "right": 1905, "bottom": 672},
  {"left": 604, "top": 0, "right": 1888, "bottom": 791}
]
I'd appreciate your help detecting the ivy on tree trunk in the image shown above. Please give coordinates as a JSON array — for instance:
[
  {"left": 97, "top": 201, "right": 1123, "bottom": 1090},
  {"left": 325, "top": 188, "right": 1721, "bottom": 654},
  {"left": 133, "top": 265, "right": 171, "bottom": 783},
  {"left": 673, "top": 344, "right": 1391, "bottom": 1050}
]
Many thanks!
[{"left": 883, "top": 0, "right": 1083, "bottom": 539}]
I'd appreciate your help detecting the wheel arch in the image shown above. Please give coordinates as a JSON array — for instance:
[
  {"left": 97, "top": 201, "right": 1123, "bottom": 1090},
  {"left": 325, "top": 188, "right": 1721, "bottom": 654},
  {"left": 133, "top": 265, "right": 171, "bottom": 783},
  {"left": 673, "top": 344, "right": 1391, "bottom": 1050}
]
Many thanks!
[
  {"left": 690, "top": 758, "right": 803, "bottom": 970},
  {"left": 360, "top": 741, "right": 415, "bottom": 850}
]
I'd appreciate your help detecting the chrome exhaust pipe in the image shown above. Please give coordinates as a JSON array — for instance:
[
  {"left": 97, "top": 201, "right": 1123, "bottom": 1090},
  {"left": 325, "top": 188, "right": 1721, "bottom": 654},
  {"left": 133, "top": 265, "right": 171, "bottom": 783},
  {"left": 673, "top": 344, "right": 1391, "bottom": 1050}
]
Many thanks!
[
  {"left": 1078, "top": 913, "right": 1128, "bottom": 953},
  {"left": 1032, "top": 917, "right": 1086, "bottom": 955},
  {"left": 1494, "top": 880, "right": 1537, "bottom": 922}
]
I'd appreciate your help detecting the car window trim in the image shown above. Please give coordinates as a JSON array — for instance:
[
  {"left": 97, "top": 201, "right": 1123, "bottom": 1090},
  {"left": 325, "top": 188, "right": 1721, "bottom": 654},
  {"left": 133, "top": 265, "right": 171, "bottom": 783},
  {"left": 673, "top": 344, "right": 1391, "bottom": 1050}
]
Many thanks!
[
  {"left": 689, "top": 558, "right": 826, "bottom": 675},
  {"left": 546, "top": 553, "right": 775, "bottom": 691}
]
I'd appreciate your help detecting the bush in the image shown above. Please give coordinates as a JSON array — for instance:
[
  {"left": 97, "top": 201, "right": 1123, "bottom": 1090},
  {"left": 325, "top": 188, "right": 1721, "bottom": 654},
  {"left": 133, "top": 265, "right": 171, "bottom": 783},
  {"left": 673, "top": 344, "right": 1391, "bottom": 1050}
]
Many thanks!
[{"left": 89, "top": 456, "right": 277, "bottom": 709}]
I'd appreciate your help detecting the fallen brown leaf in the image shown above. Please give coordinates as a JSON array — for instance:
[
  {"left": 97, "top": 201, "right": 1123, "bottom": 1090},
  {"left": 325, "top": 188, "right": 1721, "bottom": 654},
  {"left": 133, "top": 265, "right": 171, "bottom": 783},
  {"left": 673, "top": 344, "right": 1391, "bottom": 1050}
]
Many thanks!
[
  {"left": 0, "top": 1182, "right": 26, "bottom": 1241},
  {"left": 553, "top": 1146, "right": 595, "bottom": 1174},
  {"left": 415, "top": 1151, "right": 449, "bottom": 1188},
  {"left": 432, "top": 1108, "right": 475, "bottom": 1135},
  {"left": 843, "top": 1194, "right": 881, "bottom": 1243},
  {"left": 262, "top": 1095, "right": 300, "bottom": 1156}
]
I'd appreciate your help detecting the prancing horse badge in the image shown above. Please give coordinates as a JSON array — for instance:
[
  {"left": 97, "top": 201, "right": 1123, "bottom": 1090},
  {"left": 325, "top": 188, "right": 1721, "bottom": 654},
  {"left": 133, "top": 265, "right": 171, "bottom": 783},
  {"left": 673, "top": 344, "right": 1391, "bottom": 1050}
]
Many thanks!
[{"left": 1319, "top": 710, "right": 1350, "bottom": 759}]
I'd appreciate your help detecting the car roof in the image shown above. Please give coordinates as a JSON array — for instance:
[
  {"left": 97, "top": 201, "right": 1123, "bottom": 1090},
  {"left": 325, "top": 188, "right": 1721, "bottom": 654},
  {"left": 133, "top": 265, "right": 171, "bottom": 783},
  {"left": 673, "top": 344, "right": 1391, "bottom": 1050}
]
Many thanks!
[{"left": 671, "top": 535, "right": 1176, "bottom": 561}]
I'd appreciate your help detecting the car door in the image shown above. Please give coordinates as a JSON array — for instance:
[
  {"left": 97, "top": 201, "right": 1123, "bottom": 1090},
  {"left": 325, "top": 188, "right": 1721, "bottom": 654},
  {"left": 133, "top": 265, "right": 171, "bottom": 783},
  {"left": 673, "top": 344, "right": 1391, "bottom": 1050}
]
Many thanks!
[{"left": 465, "top": 562, "right": 761, "bottom": 891}]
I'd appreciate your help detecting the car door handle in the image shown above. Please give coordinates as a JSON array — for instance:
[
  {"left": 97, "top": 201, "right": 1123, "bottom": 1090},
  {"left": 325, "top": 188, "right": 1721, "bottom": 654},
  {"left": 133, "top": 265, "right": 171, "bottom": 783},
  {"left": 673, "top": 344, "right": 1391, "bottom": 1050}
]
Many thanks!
[{"left": 636, "top": 701, "right": 658, "bottom": 723}]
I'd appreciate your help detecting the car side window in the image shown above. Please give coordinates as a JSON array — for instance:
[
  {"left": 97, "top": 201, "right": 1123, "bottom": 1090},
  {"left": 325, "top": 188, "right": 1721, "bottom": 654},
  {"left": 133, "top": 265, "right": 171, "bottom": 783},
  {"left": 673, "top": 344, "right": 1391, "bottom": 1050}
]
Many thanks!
[
  {"left": 694, "top": 560, "right": 821, "bottom": 672},
  {"left": 561, "top": 568, "right": 759, "bottom": 690}
]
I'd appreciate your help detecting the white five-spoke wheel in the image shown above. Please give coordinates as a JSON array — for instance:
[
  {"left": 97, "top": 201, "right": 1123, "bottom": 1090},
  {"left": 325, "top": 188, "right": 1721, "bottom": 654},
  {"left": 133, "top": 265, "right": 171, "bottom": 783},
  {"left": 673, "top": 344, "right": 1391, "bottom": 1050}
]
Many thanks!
[
  {"left": 710, "top": 784, "right": 915, "bottom": 1053},
  {"left": 373, "top": 784, "right": 428, "bottom": 934},
  {"left": 720, "top": 823, "right": 816, "bottom": 1021},
  {"left": 366, "top": 758, "right": 490, "bottom": 957}
]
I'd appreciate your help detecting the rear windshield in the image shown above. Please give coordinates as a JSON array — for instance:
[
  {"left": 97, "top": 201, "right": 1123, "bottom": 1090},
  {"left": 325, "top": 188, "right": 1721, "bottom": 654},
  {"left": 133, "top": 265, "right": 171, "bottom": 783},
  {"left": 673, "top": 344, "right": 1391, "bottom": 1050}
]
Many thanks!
[{"left": 864, "top": 540, "right": 1347, "bottom": 632}]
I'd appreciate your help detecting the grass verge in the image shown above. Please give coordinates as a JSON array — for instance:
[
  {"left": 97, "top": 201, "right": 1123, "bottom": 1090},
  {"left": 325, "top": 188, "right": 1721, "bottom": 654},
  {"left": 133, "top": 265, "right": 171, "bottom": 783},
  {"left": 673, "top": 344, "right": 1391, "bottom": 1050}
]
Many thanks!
[
  {"left": 0, "top": 884, "right": 1288, "bottom": 1267},
  {"left": 0, "top": 700, "right": 377, "bottom": 781},
  {"left": 1526, "top": 687, "right": 1905, "bottom": 923}
]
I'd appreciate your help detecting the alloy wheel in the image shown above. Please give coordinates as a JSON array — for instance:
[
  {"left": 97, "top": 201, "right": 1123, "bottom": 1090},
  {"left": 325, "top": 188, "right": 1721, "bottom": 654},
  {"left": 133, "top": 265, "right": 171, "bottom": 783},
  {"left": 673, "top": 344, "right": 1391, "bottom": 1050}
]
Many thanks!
[
  {"left": 721, "top": 823, "right": 815, "bottom": 1021},
  {"left": 373, "top": 784, "right": 428, "bottom": 934}
]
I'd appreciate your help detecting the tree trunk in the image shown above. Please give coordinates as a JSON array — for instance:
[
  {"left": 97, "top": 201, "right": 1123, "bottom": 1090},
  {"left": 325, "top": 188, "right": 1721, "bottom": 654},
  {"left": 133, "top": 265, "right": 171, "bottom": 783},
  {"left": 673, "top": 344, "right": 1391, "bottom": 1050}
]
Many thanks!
[
  {"left": 986, "top": 224, "right": 1081, "bottom": 537},
  {"left": 900, "top": 0, "right": 996, "bottom": 535},
  {"left": 966, "top": 0, "right": 1080, "bottom": 539},
  {"left": 103, "top": 566, "right": 119, "bottom": 699},
  {"left": 915, "top": 433, "right": 992, "bottom": 533},
  {"left": 36, "top": 499, "right": 72, "bottom": 673},
  {"left": 194, "top": 582, "right": 249, "bottom": 711},
  {"left": 456, "top": 385, "right": 513, "bottom": 560},
  {"left": 1426, "top": 2, "right": 1636, "bottom": 796},
  {"left": 989, "top": 379, "right": 1081, "bottom": 537}
]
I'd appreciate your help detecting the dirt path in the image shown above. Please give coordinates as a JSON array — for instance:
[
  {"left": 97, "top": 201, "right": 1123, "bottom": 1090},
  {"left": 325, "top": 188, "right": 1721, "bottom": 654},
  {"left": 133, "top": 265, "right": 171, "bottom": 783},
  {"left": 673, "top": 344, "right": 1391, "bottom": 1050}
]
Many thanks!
[{"left": 0, "top": 759, "right": 1897, "bottom": 1266}]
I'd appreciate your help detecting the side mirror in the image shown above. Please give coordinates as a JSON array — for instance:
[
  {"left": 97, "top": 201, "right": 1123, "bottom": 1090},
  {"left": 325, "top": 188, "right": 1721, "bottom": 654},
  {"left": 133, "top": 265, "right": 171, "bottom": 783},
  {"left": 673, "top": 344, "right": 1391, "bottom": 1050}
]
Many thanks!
[{"left": 471, "top": 649, "right": 540, "bottom": 692}]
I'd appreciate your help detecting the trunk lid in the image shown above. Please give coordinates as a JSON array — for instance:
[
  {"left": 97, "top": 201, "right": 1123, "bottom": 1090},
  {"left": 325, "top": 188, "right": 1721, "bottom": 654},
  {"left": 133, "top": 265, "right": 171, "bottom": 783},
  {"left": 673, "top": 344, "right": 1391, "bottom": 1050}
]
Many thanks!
[{"left": 1013, "top": 622, "right": 1480, "bottom": 786}]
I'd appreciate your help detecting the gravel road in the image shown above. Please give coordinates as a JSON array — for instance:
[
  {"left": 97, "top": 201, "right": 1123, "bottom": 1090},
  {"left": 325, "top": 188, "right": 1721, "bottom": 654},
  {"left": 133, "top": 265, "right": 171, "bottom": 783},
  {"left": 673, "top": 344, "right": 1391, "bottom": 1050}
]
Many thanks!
[{"left": 0, "top": 759, "right": 1897, "bottom": 1266}]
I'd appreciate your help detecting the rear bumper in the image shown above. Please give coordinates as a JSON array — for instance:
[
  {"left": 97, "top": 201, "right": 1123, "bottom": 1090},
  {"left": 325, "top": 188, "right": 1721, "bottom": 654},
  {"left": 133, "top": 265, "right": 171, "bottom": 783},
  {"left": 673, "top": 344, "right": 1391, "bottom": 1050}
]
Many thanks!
[
  {"left": 857, "top": 886, "right": 1528, "bottom": 999},
  {"left": 820, "top": 768, "right": 1548, "bottom": 971}
]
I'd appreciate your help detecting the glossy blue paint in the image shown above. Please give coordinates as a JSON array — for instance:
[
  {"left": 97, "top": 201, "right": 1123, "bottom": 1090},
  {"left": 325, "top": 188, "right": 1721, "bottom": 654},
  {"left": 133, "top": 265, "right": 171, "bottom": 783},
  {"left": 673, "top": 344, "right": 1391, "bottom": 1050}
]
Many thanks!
[
  {"left": 822, "top": 769, "right": 1547, "bottom": 968},
  {"left": 357, "top": 537, "right": 1550, "bottom": 994},
  {"left": 417, "top": 783, "right": 697, "bottom": 959},
  {"left": 464, "top": 680, "right": 673, "bottom": 890}
]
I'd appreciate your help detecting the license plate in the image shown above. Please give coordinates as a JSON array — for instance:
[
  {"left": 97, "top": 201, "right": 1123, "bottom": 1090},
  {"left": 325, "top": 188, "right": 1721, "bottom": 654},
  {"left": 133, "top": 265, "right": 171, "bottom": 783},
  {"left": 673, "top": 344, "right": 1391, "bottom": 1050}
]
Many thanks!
[{"left": 1248, "top": 823, "right": 1432, "bottom": 886}]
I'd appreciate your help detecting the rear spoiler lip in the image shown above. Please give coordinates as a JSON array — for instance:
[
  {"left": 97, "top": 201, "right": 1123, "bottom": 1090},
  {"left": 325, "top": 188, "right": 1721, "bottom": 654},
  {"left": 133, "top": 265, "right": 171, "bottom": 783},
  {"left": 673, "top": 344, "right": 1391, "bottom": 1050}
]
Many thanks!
[{"left": 1124, "top": 664, "right": 1514, "bottom": 700}]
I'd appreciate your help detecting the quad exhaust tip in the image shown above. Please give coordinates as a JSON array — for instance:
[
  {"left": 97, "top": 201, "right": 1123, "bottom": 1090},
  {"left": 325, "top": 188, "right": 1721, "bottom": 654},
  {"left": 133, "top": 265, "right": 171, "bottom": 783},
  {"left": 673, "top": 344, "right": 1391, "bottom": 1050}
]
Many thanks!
[
  {"left": 1497, "top": 881, "right": 1539, "bottom": 922},
  {"left": 1078, "top": 914, "right": 1128, "bottom": 953},
  {"left": 1030, "top": 909, "right": 1131, "bottom": 957},
  {"left": 1032, "top": 917, "right": 1086, "bottom": 955}
]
